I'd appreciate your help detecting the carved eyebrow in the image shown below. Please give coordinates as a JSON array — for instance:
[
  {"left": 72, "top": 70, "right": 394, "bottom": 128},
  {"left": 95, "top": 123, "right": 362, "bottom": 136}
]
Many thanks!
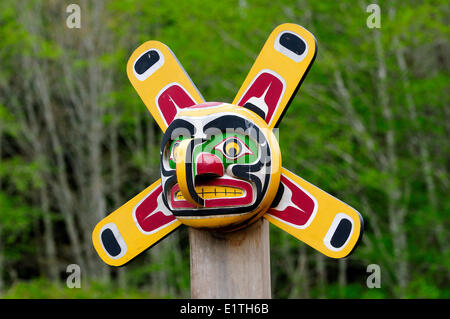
[
  {"left": 161, "top": 119, "right": 196, "bottom": 150},
  {"left": 203, "top": 115, "right": 267, "bottom": 147},
  {"left": 204, "top": 115, "right": 253, "bottom": 132}
]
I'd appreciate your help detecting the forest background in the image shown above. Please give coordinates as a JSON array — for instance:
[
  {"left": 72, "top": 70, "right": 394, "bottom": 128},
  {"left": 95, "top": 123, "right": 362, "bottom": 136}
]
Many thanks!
[{"left": 0, "top": 0, "right": 448, "bottom": 298}]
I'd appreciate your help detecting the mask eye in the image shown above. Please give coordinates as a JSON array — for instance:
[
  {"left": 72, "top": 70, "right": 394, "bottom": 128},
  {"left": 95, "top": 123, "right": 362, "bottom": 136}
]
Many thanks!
[
  {"left": 214, "top": 137, "right": 253, "bottom": 160},
  {"left": 169, "top": 140, "right": 181, "bottom": 163}
]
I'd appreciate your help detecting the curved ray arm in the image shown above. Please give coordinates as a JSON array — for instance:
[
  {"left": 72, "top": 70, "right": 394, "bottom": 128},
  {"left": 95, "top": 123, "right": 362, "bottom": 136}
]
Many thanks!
[
  {"left": 233, "top": 23, "right": 317, "bottom": 128},
  {"left": 264, "top": 168, "right": 363, "bottom": 259},
  {"left": 92, "top": 179, "right": 182, "bottom": 266},
  {"left": 127, "top": 41, "right": 205, "bottom": 131}
]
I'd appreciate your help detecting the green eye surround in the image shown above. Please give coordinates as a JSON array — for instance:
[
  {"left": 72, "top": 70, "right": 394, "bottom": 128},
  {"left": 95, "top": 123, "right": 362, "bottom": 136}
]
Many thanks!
[{"left": 167, "top": 133, "right": 258, "bottom": 169}]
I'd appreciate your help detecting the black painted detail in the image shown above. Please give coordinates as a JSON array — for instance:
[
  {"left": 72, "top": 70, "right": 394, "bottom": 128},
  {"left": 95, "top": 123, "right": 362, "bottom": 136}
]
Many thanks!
[
  {"left": 243, "top": 102, "right": 267, "bottom": 120},
  {"left": 134, "top": 50, "right": 160, "bottom": 75},
  {"left": 279, "top": 32, "right": 306, "bottom": 56},
  {"left": 330, "top": 218, "right": 352, "bottom": 249},
  {"left": 101, "top": 228, "right": 121, "bottom": 257},
  {"left": 185, "top": 146, "right": 205, "bottom": 207},
  {"left": 271, "top": 182, "right": 285, "bottom": 208},
  {"left": 272, "top": 35, "right": 317, "bottom": 128}
]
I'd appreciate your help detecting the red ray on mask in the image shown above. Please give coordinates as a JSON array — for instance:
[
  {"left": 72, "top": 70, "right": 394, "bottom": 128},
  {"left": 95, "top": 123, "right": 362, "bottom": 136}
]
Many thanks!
[
  {"left": 268, "top": 174, "right": 317, "bottom": 228},
  {"left": 156, "top": 83, "right": 197, "bottom": 126},
  {"left": 236, "top": 71, "right": 285, "bottom": 123},
  {"left": 133, "top": 184, "right": 178, "bottom": 234}
]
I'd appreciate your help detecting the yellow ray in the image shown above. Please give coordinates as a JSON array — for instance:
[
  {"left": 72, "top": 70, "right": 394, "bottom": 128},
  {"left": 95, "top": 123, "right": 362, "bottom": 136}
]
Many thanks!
[
  {"left": 264, "top": 168, "right": 363, "bottom": 259},
  {"left": 127, "top": 41, "right": 204, "bottom": 132},
  {"left": 233, "top": 23, "right": 317, "bottom": 128},
  {"left": 92, "top": 179, "right": 182, "bottom": 266}
]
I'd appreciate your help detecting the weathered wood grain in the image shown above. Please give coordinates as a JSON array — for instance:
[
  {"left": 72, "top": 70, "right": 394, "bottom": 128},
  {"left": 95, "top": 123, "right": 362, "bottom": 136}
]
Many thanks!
[{"left": 189, "top": 218, "right": 271, "bottom": 299}]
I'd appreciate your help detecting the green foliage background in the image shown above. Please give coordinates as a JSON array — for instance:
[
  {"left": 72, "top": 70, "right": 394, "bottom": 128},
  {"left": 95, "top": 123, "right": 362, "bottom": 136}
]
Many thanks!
[{"left": 0, "top": 0, "right": 448, "bottom": 298}]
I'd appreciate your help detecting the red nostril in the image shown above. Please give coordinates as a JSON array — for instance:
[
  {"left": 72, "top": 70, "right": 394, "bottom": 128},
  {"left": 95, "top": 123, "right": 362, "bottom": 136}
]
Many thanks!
[{"left": 196, "top": 153, "right": 224, "bottom": 177}]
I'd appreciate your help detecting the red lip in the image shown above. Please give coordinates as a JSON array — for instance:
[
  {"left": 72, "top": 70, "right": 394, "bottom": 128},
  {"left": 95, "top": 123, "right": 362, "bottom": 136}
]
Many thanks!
[{"left": 170, "top": 178, "right": 253, "bottom": 209}]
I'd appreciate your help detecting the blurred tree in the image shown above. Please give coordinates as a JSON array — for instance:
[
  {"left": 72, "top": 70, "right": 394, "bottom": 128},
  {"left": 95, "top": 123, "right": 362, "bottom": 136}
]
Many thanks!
[{"left": 0, "top": 0, "right": 447, "bottom": 298}]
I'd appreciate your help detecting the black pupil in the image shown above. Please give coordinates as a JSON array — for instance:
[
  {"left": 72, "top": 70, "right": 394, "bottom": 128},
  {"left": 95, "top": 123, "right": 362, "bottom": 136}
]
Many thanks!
[{"left": 224, "top": 139, "right": 240, "bottom": 157}]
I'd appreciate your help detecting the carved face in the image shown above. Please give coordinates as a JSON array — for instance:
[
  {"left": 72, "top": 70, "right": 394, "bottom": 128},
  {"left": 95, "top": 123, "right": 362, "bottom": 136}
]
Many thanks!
[{"left": 160, "top": 103, "right": 281, "bottom": 230}]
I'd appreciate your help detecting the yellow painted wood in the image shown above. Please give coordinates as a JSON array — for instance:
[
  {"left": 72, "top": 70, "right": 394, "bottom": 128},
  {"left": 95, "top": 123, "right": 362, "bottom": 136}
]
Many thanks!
[
  {"left": 92, "top": 179, "right": 182, "bottom": 266},
  {"left": 264, "top": 168, "right": 363, "bottom": 259},
  {"left": 127, "top": 41, "right": 204, "bottom": 132},
  {"left": 232, "top": 23, "right": 316, "bottom": 128}
]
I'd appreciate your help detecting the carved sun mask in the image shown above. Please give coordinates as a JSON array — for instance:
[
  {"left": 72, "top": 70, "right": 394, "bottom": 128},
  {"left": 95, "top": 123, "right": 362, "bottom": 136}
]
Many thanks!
[
  {"left": 160, "top": 103, "right": 281, "bottom": 230},
  {"left": 92, "top": 23, "right": 364, "bottom": 267}
]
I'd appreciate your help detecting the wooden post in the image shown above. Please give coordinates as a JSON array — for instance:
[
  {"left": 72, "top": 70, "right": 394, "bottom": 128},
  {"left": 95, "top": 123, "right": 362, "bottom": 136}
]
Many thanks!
[{"left": 189, "top": 218, "right": 271, "bottom": 299}]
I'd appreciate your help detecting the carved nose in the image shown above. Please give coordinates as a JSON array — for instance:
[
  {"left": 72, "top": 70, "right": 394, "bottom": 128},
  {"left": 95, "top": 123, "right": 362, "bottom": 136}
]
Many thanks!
[{"left": 196, "top": 153, "right": 224, "bottom": 177}]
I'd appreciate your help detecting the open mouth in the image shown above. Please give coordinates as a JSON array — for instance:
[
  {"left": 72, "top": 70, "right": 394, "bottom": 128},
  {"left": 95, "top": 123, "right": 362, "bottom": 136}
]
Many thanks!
[{"left": 170, "top": 178, "right": 253, "bottom": 209}]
